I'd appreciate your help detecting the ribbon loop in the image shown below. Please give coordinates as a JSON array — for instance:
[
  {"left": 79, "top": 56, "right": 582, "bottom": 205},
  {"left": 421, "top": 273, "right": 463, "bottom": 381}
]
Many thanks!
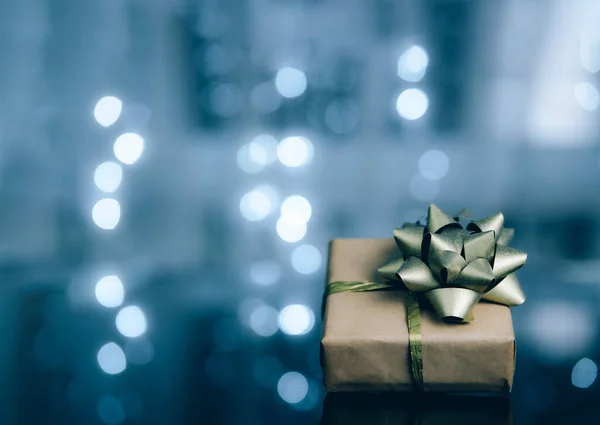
[
  {"left": 428, "top": 249, "right": 466, "bottom": 286},
  {"left": 425, "top": 287, "right": 481, "bottom": 322},
  {"left": 483, "top": 273, "right": 526, "bottom": 306},
  {"left": 394, "top": 226, "right": 426, "bottom": 258},
  {"left": 492, "top": 244, "right": 527, "bottom": 279},
  {"left": 463, "top": 231, "right": 495, "bottom": 263},
  {"left": 396, "top": 257, "right": 439, "bottom": 292},
  {"left": 456, "top": 258, "right": 495, "bottom": 292},
  {"left": 377, "top": 256, "right": 404, "bottom": 281},
  {"left": 466, "top": 212, "right": 505, "bottom": 237},
  {"left": 427, "top": 204, "right": 462, "bottom": 233}
]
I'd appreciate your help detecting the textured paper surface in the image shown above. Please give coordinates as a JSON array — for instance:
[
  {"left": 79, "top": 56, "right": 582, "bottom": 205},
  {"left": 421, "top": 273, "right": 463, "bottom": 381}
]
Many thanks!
[{"left": 321, "top": 238, "right": 516, "bottom": 392}]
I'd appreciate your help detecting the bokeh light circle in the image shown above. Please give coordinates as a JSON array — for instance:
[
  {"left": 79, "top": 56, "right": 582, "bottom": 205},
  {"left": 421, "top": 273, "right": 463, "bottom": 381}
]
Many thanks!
[
  {"left": 276, "top": 217, "right": 307, "bottom": 243},
  {"left": 290, "top": 245, "right": 322, "bottom": 275},
  {"left": 277, "top": 372, "right": 309, "bottom": 404},
  {"left": 94, "top": 162, "right": 123, "bottom": 193},
  {"left": 250, "top": 135, "right": 278, "bottom": 164},
  {"left": 237, "top": 144, "right": 265, "bottom": 174},
  {"left": 277, "top": 137, "right": 314, "bottom": 167},
  {"left": 275, "top": 67, "right": 307, "bottom": 98},
  {"left": 240, "top": 190, "right": 272, "bottom": 221},
  {"left": 97, "top": 342, "right": 126, "bottom": 375},
  {"left": 116, "top": 306, "right": 147, "bottom": 338},
  {"left": 249, "top": 305, "right": 279, "bottom": 337},
  {"left": 418, "top": 150, "right": 450, "bottom": 181},
  {"left": 571, "top": 357, "right": 598, "bottom": 388},
  {"left": 114, "top": 133, "right": 144, "bottom": 165},
  {"left": 280, "top": 195, "right": 312, "bottom": 224},
  {"left": 94, "top": 96, "right": 123, "bottom": 127},
  {"left": 95, "top": 275, "right": 125, "bottom": 308},
  {"left": 396, "top": 89, "right": 429, "bottom": 120},
  {"left": 92, "top": 199, "right": 121, "bottom": 230},
  {"left": 397, "top": 45, "right": 429, "bottom": 82},
  {"left": 278, "top": 304, "right": 315, "bottom": 335}
]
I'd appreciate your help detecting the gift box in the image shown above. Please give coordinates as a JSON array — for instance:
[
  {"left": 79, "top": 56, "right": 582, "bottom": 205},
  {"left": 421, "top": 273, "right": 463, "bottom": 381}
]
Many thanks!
[
  {"left": 321, "top": 393, "right": 513, "bottom": 425},
  {"left": 321, "top": 205, "right": 527, "bottom": 393}
]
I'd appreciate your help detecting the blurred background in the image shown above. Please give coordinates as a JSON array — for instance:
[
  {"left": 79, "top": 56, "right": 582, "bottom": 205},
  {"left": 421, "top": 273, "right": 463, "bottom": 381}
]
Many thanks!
[{"left": 1, "top": 0, "right": 600, "bottom": 423}]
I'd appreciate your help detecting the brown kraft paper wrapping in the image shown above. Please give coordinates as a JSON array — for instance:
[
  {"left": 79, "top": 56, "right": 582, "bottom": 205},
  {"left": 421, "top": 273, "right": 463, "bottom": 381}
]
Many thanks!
[{"left": 321, "top": 238, "right": 516, "bottom": 392}]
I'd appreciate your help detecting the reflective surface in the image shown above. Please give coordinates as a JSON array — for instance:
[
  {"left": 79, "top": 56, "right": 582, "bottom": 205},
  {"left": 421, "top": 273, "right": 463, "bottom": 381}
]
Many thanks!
[{"left": 2, "top": 0, "right": 600, "bottom": 423}]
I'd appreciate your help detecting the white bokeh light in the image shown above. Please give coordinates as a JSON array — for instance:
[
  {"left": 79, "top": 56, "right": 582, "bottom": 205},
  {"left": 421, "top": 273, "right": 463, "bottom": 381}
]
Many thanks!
[
  {"left": 276, "top": 217, "right": 307, "bottom": 243},
  {"left": 116, "top": 306, "right": 147, "bottom": 338},
  {"left": 94, "top": 96, "right": 123, "bottom": 127},
  {"left": 278, "top": 304, "right": 315, "bottom": 336},
  {"left": 418, "top": 150, "right": 450, "bottom": 181},
  {"left": 571, "top": 357, "right": 598, "bottom": 389},
  {"left": 237, "top": 144, "right": 265, "bottom": 174},
  {"left": 277, "top": 372, "right": 309, "bottom": 404},
  {"left": 250, "top": 135, "right": 278, "bottom": 164},
  {"left": 409, "top": 174, "right": 439, "bottom": 202},
  {"left": 249, "top": 305, "right": 279, "bottom": 337},
  {"left": 97, "top": 342, "right": 126, "bottom": 375},
  {"left": 113, "top": 133, "right": 144, "bottom": 165},
  {"left": 92, "top": 199, "right": 121, "bottom": 230},
  {"left": 248, "top": 143, "right": 268, "bottom": 166},
  {"left": 291, "top": 245, "right": 322, "bottom": 275},
  {"left": 277, "top": 137, "right": 314, "bottom": 167},
  {"left": 95, "top": 275, "right": 125, "bottom": 308},
  {"left": 396, "top": 88, "right": 429, "bottom": 120},
  {"left": 574, "top": 82, "right": 600, "bottom": 111},
  {"left": 249, "top": 260, "right": 281, "bottom": 286},
  {"left": 94, "top": 162, "right": 123, "bottom": 193},
  {"left": 240, "top": 189, "right": 272, "bottom": 221},
  {"left": 280, "top": 195, "right": 312, "bottom": 224},
  {"left": 397, "top": 45, "right": 429, "bottom": 82},
  {"left": 275, "top": 67, "right": 307, "bottom": 98}
]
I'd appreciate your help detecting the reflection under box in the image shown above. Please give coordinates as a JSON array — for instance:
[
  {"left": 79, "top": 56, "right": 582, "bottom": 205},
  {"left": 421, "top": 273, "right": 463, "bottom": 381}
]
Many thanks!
[{"left": 321, "top": 393, "right": 512, "bottom": 425}]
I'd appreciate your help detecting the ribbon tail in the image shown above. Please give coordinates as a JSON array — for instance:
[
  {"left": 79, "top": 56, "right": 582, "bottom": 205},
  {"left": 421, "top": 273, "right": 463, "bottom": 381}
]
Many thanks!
[{"left": 406, "top": 293, "right": 424, "bottom": 391}]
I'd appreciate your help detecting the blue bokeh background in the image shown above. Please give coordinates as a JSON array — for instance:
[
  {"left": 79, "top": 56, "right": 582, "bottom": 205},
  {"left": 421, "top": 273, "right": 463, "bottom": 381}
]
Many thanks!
[{"left": 1, "top": 0, "right": 600, "bottom": 423}]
